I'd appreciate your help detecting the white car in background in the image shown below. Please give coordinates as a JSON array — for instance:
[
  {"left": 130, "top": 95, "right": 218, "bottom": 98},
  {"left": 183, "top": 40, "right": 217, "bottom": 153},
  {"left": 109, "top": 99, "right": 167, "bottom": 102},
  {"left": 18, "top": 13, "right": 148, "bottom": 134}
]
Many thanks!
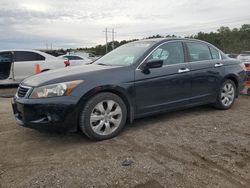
[
  {"left": 57, "top": 54, "right": 93, "bottom": 66},
  {"left": 237, "top": 51, "right": 250, "bottom": 63},
  {"left": 71, "top": 51, "right": 99, "bottom": 61},
  {"left": 0, "top": 49, "right": 65, "bottom": 85}
]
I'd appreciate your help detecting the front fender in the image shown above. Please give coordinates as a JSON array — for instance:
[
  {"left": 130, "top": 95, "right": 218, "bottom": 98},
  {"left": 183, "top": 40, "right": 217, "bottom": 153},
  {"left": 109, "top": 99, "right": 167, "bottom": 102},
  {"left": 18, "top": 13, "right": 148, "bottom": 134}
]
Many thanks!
[{"left": 76, "top": 84, "right": 135, "bottom": 123}]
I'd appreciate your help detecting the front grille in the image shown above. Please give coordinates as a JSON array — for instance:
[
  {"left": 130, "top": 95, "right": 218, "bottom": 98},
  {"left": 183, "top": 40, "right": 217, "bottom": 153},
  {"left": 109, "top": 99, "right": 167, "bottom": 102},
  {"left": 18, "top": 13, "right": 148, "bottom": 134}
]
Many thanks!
[{"left": 17, "top": 85, "right": 31, "bottom": 98}]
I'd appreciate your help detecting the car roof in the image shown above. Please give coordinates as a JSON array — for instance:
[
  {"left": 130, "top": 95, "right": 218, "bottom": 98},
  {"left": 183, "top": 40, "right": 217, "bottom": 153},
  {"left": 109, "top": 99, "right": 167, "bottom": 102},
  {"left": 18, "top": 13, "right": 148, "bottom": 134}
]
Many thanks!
[
  {"left": 138, "top": 37, "right": 212, "bottom": 44},
  {"left": 61, "top": 54, "right": 81, "bottom": 57},
  {"left": 58, "top": 54, "right": 93, "bottom": 60},
  {"left": 58, "top": 54, "right": 84, "bottom": 58},
  {"left": 0, "top": 49, "right": 43, "bottom": 53},
  {"left": 0, "top": 49, "right": 56, "bottom": 59},
  {"left": 135, "top": 37, "right": 227, "bottom": 58}
]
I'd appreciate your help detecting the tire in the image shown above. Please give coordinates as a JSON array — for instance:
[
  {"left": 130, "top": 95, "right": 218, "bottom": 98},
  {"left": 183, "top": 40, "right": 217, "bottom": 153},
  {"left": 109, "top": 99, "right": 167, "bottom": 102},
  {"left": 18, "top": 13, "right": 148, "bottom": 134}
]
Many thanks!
[
  {"left": 247, "top": 88, "right": 250, "bottom": 96},
  {"left": 214, "top": 79, "right": 236, "bottom": 110},
  {"left": 79, "top": 92, "right": 127, "bottom": 140}
]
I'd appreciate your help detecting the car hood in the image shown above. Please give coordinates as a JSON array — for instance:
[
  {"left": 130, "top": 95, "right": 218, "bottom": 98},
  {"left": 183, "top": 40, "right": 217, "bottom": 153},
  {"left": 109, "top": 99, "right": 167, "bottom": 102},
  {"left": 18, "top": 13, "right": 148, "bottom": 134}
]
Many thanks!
[{"left": 22, "top": 64, "right": 112, "bottom": 87}]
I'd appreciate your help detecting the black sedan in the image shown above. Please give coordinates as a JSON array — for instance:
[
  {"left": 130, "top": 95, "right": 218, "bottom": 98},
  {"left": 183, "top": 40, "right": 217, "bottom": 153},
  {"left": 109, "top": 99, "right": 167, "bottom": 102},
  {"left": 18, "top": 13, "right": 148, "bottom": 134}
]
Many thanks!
[{"left": 12, "top": 38, "right": 247, "bottom": 140}]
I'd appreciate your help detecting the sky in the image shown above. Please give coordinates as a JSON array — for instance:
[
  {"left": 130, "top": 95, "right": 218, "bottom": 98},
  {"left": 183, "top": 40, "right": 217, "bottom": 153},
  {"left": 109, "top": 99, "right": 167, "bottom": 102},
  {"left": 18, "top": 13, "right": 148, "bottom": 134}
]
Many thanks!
[{"left": 0, "top": 0, "right": 250, "bottom": 49}]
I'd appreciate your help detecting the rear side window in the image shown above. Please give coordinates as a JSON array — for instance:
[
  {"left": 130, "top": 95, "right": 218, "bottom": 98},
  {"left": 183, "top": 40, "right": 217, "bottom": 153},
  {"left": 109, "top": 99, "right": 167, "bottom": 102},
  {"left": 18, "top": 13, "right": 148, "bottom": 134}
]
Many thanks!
[
  {"left": 64, "top": 56, "right": 72, "bottom": 60},
  {"left": 72, "top": 56, "right": 83, "bottom": 60},
  {"left": 64, "top": 55, "right": 83, "bottom": 60},
  {"left": 186, "top": 42, "right": 212, "bottom": 62},
  {"left": 0, "top": 52, "right": 12, "bottom": 63},
  {"left": 209, "top": 47, "right": 220, "bottom": 60},
  {"left": 148, "top": 42, "right": 185, "bottom": 65},
  {"left": 14, "top": 51, "right": 45, "bottom": 62}
]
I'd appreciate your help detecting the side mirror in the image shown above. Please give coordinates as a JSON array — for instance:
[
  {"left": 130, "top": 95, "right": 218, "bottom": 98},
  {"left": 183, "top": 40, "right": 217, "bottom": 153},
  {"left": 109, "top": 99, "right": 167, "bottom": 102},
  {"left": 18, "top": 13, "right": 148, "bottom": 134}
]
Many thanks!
[
  {"left": 141, "top": 59, "right": 163, "bottom": 74},
  {"left": 146, "top": 59, "right": 163, "bottom": 69}
]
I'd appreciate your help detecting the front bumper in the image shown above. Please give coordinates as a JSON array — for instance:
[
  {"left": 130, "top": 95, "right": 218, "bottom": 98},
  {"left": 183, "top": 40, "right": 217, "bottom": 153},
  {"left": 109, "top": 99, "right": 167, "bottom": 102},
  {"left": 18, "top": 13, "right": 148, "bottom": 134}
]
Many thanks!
[{"left": 12, "top": 96, "right": 80, "bottom": 132}]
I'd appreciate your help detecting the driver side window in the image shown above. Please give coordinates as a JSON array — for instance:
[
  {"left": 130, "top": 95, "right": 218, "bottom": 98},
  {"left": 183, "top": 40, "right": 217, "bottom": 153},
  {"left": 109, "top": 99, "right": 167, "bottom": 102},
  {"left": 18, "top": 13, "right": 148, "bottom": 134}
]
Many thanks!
[{"left": 148, "top": 42, "right": 184, "bottom": 65}]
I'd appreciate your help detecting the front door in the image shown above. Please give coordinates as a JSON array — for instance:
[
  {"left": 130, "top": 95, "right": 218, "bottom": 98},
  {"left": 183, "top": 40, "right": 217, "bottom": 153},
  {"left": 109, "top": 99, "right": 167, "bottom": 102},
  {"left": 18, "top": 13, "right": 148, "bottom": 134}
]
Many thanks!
[{"left": 135, "top": 41, "right": 192, "bottom": 116}]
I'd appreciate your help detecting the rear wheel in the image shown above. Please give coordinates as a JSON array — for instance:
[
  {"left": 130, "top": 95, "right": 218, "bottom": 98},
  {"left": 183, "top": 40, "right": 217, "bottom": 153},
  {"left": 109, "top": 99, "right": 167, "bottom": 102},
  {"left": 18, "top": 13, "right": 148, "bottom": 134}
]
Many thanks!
[
  {"left": 247, "top": 88, "right": 250, "bottom": 96},
  {"left": 214, "top": 79, "right": 236, "bottom": 110},
  {"left": 79, "top": 92, "right": 127, "bottom": 140}
]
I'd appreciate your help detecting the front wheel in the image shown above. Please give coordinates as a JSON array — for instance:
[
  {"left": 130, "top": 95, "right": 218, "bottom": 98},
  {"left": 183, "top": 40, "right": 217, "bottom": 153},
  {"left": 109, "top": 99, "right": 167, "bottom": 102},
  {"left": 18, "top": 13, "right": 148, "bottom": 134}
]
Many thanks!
[
  {"left": 214, "top": 79, "right": 236, "bottom": 110},
  {"left": 79, "top": 92, "right": 127, "bottom": 140}
]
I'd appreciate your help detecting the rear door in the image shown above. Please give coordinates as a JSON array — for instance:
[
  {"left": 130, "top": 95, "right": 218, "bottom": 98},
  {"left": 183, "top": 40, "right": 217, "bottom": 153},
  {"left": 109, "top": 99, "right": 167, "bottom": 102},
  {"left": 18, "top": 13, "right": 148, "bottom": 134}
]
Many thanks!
[
  {"left": 67, "top": 55, "right": 92, "bottom": 66},
  {"left": 185, "top": 42, "right": 225, "bottom": 104},
  {"left": 135, "top": 41, "right": 192, "bottom": 116},
  {"left": 67, "top": 55, "right": 85, "bottom": 66},
  {"left": 13, "top": 51, "right": 45, "bottom": 81},
  {"left": 0, "top": 51, "right": 13, "bottom": 80}
]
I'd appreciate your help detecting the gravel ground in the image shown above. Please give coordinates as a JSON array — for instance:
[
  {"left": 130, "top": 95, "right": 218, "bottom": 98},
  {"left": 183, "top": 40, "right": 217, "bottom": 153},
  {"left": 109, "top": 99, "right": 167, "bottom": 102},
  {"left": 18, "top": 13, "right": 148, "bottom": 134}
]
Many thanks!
[
  {"left": 0, "top": 87, "right": 17, "bottom": 98},
  {"left": 0, "top": 87, "right": 250, "bottom": 188}
]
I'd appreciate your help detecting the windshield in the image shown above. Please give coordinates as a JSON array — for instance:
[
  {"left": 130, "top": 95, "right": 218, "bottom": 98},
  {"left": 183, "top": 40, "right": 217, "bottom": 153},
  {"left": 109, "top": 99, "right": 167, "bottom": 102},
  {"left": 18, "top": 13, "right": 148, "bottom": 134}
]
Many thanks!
[{"left": 94, "top": 41, "right": 155, "bottom": 66}]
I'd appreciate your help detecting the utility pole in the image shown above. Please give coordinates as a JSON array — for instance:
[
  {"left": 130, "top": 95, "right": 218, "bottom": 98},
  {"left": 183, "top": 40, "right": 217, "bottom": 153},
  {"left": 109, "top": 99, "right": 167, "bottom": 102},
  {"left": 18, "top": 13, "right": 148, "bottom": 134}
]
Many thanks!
[
  {"left": 103, "top": 28, "right": 116, "bottom": 53},
  {"left": 105, "top": 28, "right": 108, "bottom": 54},
  {"left": 112, "top": 28, "right": 115, "bottom": 50}
]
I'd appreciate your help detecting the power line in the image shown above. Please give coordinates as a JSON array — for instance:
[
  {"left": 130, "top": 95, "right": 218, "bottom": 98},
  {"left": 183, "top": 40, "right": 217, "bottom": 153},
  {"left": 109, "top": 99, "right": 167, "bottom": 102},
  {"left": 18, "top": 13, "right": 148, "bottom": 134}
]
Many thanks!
[{"left": 117, "top": 15, "right": 250, "bottom": 37}]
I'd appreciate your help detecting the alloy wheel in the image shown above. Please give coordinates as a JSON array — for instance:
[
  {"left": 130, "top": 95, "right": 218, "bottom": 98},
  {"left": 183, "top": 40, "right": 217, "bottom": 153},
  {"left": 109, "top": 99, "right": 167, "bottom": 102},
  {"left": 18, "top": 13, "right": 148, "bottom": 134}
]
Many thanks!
[
  {"left": 221, "top": 83, "right": 235, "bottom": 107},
  {"left": 90, "top": 100, "right": 122, "bottom": 135}
]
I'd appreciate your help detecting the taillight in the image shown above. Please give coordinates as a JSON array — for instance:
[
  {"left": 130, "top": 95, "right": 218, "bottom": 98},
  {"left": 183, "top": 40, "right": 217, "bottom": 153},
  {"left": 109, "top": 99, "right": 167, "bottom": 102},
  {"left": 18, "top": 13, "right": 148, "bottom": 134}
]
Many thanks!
[
  {"left": 244, "top": 63, "right": 250, "bottom": 71},
  {"left": 240, "top": 62, "right": 247, "bottom": 71},
  {"left": 64, "top": 59, "right": 70, "bottom": 67}
]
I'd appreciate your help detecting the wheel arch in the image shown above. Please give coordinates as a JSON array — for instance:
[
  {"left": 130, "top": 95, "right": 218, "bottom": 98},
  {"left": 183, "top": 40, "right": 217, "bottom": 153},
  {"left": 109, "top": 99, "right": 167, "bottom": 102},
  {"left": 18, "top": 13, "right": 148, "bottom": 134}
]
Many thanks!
[
  {"left": 223, "top": 74, "right": 239, "bottom": 97},
  {"left": 77, "top": 85, "right": 135, "bottom": 124}
]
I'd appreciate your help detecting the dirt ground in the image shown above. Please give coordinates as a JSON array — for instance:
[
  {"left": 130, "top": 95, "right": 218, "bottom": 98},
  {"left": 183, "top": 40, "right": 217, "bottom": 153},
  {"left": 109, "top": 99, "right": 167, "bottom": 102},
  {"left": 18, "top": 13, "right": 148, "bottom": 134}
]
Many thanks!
[{"left": 0, "top": 87, "right": 250, "bottom": 188}]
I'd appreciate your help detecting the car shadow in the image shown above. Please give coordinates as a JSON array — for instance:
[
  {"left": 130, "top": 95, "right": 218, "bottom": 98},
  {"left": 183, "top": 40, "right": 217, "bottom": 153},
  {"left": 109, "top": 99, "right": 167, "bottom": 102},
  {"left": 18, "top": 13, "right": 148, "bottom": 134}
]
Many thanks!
[
  {"left": 26, "top": 129, "right": 91, "bottom": 143},
  {"left": 0, "top": 84, "right": 18, "bottom": 89},
  {"left": 21, "top": 104, "right": 215, "bottom": 145},
  {"left": 0, "top": 85, "right": 18, "bottom": 98},
  {"left": 124, "top": 104, "right": 216, "bottom": 131}
]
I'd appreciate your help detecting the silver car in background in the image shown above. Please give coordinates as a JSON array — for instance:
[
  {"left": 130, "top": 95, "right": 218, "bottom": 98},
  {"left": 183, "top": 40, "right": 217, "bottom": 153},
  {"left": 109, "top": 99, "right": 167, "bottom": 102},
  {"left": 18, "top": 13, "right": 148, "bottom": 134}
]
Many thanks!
[
  {"left": 0, "top": 49, "right": 65, "bottom": 85},
  {"left": 57, "top": 54, "right": 93, "bottom": 66},
  {"left": 237, "top": 51, "right": 250, "bottom": 63}
]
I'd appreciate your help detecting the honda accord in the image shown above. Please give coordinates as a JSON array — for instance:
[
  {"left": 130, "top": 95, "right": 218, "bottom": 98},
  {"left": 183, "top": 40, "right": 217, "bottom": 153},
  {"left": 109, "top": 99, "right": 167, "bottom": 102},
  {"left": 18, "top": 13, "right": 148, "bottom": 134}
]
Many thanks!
[{"left": 12, "top": 38, "right": 247, "bottom": 140}]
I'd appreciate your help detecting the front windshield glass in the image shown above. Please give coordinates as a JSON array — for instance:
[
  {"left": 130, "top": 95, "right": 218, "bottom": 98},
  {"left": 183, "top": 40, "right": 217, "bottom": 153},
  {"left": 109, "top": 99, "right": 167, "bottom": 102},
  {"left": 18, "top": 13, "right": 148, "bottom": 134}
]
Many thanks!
[{"left": 94, "top": 41, "right": 155, "bottom": 66}]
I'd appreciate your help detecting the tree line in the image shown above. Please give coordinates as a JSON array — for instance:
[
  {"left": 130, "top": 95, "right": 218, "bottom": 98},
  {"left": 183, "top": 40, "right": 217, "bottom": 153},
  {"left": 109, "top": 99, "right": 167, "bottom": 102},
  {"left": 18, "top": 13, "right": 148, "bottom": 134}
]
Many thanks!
[
  {"left": 193, "top": 24, "right": 250, "bottom": 54},
  {"left": 45, "top": 24, "right": 250, "bottom": 56}
]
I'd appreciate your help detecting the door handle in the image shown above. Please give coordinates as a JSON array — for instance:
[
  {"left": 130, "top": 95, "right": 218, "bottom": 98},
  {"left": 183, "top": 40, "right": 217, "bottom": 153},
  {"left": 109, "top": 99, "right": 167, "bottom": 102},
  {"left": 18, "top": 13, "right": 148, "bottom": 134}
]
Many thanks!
[
  {"left": 214, "top": 63, "right": 223, "bottom": 67},
  {"left": 178, "top": 68, "right": 190, "bottom": 73}
]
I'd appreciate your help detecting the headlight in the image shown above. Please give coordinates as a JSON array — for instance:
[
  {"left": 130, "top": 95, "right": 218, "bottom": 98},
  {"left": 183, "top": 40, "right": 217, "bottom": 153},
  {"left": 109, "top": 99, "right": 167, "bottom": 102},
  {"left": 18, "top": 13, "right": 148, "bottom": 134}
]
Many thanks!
[{"left": 30, "top": 80, "right": 83, "bottom": 99}]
